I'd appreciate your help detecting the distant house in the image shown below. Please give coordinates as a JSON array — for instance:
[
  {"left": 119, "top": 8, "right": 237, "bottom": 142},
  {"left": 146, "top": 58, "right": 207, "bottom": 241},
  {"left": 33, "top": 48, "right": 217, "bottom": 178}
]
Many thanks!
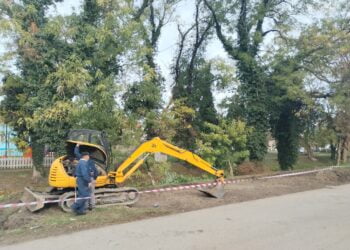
[
  {"left": 0, "top": 124, "right": 23, "bottom": 157},
  {"left": 268, "top": 139, "right": 277, "bottom": 152}
]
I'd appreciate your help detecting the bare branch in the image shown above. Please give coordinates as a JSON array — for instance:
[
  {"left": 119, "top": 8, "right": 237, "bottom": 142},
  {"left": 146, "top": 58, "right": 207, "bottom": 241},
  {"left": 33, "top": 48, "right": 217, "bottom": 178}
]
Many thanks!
[
  {"left": 174, "top": 24, "right": 195, "bottom": 83},
  {"left": 262, "top": 29, "right": 279, "bottom": 36},
  {"left": 203, "top": 0, "right": 238, "bottom": 59},
  {"left": 133, "top": 0, "right": 149, "bottom": 21},
  {"left": 251, "top": 0, "right": 270, "bottom": 55},
  {"left": 188, "top": 0, "right": 213, "bottom": 85}
]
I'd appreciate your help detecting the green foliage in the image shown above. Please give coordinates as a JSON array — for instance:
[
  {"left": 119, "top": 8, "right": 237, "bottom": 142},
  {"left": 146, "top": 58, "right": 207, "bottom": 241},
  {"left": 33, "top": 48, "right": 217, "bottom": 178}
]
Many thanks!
[
  {"left": 144, "top": 100, "right": 197, "bottom": 148},
  {"left": 294, "top": 12, "right": 350, "bottom": 164},
  {"left": 123, "top": 80, "right": 163, "bottom": 117},
  {"left": 1, "top": 0, "right": 349, "bottom": 181},
  {"left": 144, "top": 110, "right": 177, "bottom": 141},
  {"left": 0, "top": 0, "right": 75, "bottom": 169},
  {"left": 273, "top": 101, "right": 303, "bottom": 170},
  {"left": 123, "top": 0, "right": 179, "bottom": 137},
  {"left": 0, "top": 0, "right": 143, "bottom": 175},
  {"left": 170, "top": 100, "right": 197, "bottom": 150},
  {"left": 196, "top": 119, "right": 251, "bottom": 169},
  {"left": 267, "top": 46, "right": 309, "bottom": 170},
  {"left": 172, "top": 57, "right": 219, "bottom": 149}
]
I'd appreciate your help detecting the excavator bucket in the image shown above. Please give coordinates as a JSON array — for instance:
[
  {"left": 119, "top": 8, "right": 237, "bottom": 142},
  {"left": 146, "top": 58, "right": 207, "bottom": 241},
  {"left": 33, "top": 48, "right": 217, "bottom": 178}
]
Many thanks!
[
  {"left": 21, "top": 187, "right": 60, "bottom": 212},
  {"left": 197, "top": 182, "right": 225, "bottom": 199},
  {"left": 21, "top": 187, "right": 46, "bottom": 212}
]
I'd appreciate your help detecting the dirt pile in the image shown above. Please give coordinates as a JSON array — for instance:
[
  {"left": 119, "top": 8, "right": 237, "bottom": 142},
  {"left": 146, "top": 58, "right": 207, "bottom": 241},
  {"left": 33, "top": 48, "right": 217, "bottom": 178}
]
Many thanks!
[
  {"left": 236, "top": 162, "right": 264, "bottom": 175},
  {"left": 315, "top": 168, "right": 350, "bottom": 183},
  {"left": 334, "top": 168, "right": 350, "bottom": 182},
  {"left": 316, "top": 170, "right": 339, "bottom": 182},
  {"left": 0, "top": 208, "right": 34, "bottom": 230}
]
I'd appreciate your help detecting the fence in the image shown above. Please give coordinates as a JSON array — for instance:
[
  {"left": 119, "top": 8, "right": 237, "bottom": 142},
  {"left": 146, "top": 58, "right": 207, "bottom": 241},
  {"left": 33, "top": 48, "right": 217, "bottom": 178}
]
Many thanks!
[{"left": 0, "top": 156, "right": 55, "bottom": 170}]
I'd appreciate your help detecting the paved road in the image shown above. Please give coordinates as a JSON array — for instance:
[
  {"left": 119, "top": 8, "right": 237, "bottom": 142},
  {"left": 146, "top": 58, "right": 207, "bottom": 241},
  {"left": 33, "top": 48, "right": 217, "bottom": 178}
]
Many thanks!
[{"left": 3, "top": 184, "right": 350, "bottom": 250}]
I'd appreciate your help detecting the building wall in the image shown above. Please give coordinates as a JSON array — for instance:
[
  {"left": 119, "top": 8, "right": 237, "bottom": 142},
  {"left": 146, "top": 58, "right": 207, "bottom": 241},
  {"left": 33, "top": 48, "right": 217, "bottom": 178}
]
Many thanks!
[{"left": 0, "top": 124, "right": 23, "bottom": 157}]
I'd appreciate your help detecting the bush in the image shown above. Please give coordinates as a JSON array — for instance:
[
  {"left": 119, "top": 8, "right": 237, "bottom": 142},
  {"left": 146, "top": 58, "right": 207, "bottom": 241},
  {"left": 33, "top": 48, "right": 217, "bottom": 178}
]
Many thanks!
[{"left": 196, "top": 119, "right": 251, "bottom": 170}]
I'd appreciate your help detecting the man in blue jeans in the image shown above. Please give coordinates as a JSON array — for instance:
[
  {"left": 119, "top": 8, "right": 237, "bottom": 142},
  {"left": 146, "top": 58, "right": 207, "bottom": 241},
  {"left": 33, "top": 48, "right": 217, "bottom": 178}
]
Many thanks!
[{"left": 71, "top": 152, "right": 92, "bottom": 215}]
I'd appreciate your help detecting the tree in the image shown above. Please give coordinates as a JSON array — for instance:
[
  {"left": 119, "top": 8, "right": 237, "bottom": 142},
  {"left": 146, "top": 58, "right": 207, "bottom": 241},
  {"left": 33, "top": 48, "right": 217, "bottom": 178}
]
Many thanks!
[
  {"left": 0, "top": 0, "right": 143, "bottom": 179},
  {"left": 272, "top": 101, "right": 303, "bottom": 170},
  {"left": 64, "top": 0, "right": 144, "bottom": 144},
  {"left": 123, "top": 0, "right": 179, "bottom": 138},
  {"left": 204, "top": 0, "right": 316, "bottom": 161},
  {"left": 196, "top": 119, "right": 251, "bottom": 171},
  {"left": 294, "top": 12, "right": 350, "bottom": 164},
  {"left": 169, "top": 0, "right": 218, "bottom": 148},
  {"left": 0, "top": 0, "right": 82, "bottom": 180}
]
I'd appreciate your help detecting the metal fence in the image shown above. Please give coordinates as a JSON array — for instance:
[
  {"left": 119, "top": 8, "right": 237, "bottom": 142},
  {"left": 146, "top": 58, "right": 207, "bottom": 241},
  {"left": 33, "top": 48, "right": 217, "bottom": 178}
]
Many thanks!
[{"left": 0, "top": 156, "right": 55, "bottom": 170}]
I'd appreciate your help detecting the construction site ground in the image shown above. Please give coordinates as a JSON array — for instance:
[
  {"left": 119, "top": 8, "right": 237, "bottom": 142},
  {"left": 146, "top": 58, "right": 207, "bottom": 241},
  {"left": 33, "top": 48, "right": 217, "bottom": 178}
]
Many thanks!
[{"left": 1, "top": 166, "right": 350, "bottom": 245}]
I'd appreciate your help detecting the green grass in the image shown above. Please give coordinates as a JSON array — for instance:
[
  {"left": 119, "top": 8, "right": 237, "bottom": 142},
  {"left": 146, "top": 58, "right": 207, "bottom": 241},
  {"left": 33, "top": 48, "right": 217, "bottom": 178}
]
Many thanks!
[{"left": 263, "top": 152, "right": 339, "bottom": 171}]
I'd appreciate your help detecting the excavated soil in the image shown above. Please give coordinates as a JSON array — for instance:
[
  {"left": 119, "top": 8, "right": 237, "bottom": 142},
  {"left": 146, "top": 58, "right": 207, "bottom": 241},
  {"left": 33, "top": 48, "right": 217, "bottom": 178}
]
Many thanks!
[
  {"left": 1, "top": 168, "right": 350, "bottom": 245},
  {"left": 134, "top": 168, "right": 350, "bottom": 212}
]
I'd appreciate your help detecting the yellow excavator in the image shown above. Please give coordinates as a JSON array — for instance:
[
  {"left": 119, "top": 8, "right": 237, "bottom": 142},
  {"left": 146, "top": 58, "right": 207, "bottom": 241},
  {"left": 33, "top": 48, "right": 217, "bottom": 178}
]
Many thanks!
[{"left": 22, "top": 129, "right": 225, "bottom": 212}]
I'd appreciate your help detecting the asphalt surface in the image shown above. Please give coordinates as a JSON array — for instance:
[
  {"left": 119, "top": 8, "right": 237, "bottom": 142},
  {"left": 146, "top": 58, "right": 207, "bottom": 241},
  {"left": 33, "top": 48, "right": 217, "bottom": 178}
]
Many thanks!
[{"left": 3, "top": 184, "right": 350, "bottom": 250}]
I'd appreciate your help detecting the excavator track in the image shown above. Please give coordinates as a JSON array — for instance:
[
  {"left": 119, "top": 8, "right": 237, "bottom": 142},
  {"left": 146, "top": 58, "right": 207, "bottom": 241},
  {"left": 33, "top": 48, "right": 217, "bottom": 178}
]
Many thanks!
[{"left": 58, "top": 187, "right": 139, "bottom": 212}]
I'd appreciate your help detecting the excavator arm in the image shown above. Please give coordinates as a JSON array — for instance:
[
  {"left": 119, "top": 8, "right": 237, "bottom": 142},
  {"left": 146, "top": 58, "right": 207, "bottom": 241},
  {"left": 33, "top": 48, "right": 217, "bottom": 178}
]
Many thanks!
[{"left": 111, "top": 137, "right": 224, "bottom": 184}]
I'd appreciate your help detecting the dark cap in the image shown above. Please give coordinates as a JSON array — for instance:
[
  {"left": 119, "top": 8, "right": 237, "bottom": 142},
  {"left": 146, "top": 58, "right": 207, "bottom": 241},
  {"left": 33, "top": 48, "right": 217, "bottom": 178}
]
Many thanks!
[{"left": 81, "top": 151, "right": 90, "bottom": 156}]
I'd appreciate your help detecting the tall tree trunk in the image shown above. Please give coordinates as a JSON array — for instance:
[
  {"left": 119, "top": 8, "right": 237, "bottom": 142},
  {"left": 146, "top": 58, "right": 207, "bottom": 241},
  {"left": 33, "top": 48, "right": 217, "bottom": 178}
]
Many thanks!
[
  {"left": 304, "top": 137, "right": 317, "bottom": 161},
  {"left": 337, "top": 138, "right": 343, "bottom": 166},
  {"left": 330, "top": 143, "right": 337, "bottom": 161},
  {"left": 341, "top": 136, "right": 349, "bottom": 163},
  {"left": 32, "top": 140, "right": 45, "bottom": 182}
]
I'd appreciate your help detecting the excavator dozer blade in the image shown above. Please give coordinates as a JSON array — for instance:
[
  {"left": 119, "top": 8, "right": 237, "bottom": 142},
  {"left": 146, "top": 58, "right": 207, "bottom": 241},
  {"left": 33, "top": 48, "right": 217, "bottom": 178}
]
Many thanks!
[
  {"left": 197, "top": 182, "right": 225, "bottom": 199},
  {"left": 21, "top": 187, "right": 60, "bottom": 212},
  {"left": 21, "top": 187, "right": 46, "bottom": 212}
]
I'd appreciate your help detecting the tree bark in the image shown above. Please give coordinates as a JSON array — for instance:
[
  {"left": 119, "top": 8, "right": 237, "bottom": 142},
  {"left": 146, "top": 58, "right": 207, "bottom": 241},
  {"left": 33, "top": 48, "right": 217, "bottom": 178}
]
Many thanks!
[
  {"left": 337, "top": 138, "right": 343, "bottom": 166},
  {"left": 304, "top": 137, "right": 317, "bottom": 161},
  {"left": 31, "top": 140, "right": 45, "bottom": 183},
  {"left": 228, "top": 160, "right": 235, "bottom": 178},
  {"left": 340, "top": 136, "right": 349, "bottom": 163},
  {"left": 330, "top": 143, "right": 337, "bottom": 161}
]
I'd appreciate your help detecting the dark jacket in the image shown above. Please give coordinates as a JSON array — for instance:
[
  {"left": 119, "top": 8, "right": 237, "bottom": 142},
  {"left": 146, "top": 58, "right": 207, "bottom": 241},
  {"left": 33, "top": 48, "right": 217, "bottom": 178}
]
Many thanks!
[
  {"left": 74, "top": 145, "right": 98, "bottom": 180},
  {"left": 75, "top": 159, "right": 91, "bottom": 184}
]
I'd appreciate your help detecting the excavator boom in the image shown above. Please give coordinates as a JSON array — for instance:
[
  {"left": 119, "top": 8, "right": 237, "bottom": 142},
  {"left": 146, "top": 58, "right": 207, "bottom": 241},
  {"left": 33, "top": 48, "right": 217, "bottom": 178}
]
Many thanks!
[
  {"left": 112, "top": 137, "right": 224, "bottom": 183},
  {"left": 109, "top": 137, "right": 225, "bottom": 198}
]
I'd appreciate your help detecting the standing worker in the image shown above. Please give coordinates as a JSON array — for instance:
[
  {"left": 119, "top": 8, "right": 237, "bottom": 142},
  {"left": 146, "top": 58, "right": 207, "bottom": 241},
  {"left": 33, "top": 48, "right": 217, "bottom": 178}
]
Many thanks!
[
  {"left": 74, "top": 144, "right": 98, "bottom": 210},
  {"left": 71, "top": 152, "right": 92, "bottom": 215}
]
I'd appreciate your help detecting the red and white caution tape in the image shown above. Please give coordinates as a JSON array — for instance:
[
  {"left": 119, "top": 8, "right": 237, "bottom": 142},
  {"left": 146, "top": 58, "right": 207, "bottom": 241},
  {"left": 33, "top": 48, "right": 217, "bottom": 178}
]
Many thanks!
[
  {"left": 0, "top": 165, "right": 340, "bottom": 209},
  {"left": 0, "top": 197, "right": 90, "bottom": 209},
  {"left": 258, "top": 166, "right": 336, "bottom": 180}
]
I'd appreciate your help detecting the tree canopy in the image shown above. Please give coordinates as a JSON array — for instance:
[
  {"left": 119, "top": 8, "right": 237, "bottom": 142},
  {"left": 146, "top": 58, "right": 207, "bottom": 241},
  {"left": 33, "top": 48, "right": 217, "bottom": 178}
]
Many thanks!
[{"left": 0, "top": 0, "right": 349, "bottom": 178}]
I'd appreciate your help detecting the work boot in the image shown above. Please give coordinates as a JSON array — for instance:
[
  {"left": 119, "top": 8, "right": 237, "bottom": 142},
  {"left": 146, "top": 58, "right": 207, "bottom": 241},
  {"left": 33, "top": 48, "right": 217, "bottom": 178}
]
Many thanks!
[
  {"left": 75, "top": 211, "right": 86, "bottom": 216},
  {"left": 71, "top": 204, "right": 77, "bottom": 214}
]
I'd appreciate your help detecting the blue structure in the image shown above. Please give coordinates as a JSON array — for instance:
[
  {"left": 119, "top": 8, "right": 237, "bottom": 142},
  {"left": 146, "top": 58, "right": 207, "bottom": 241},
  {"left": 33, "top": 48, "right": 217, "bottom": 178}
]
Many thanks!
[{"left": 0, "top": 124, "right": 23, "bottom": 157}]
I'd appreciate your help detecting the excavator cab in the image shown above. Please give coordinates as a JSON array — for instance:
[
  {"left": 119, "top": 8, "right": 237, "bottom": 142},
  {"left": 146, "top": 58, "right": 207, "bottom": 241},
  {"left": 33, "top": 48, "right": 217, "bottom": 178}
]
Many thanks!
[
  {"left": 67, "top": 130, "right": 111, "bottom": 156},
  {"left": 64, "top": 129, "right": 111, "bottom": 173}
]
